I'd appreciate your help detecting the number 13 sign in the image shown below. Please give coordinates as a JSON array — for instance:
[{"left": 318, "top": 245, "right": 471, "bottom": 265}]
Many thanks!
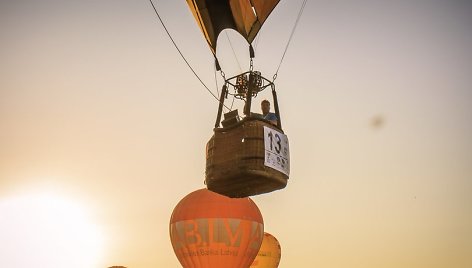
[{"left": 264, "top": 126, "right": 290, "bottom": 176}]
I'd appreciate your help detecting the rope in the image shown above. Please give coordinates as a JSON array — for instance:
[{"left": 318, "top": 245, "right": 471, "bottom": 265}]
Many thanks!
[
  {"left": 273, "top": 0, "right": 308, "bottom": 80},
  {"left": 229, "top": 93, "right": 236, "bottom": 110},
  {"left": 148, "top": 0, "right": 230, "bottom": 110},
  {"left": 254, "top": 28, "right": 263, "bottom": 52},
  {"left": 225, "top": 31, "right": 243, "bottom": 72}
]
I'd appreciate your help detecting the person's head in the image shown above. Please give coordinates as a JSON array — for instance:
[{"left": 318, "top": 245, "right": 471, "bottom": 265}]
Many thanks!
[{"left": 261, "top": 99, "right": 271, "bottom": 115}]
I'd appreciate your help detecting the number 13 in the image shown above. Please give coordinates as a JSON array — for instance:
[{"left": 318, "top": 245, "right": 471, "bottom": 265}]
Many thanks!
[{"left": 268, "top": 131, "right": 282, "bottom": 154}]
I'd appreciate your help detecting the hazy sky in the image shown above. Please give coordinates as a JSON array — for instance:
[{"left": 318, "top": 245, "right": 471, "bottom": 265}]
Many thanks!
[{"left": 1, "top": 0, "right": 472, "bottom": 267}]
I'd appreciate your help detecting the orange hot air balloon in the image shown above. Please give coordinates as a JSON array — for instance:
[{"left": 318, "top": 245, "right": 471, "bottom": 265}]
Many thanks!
[
  {"left": 250, "top": 232, "right": 281, "bottom": 268},
  {"left": 170, "top": 189, "right": 264, "bottom": 268}
]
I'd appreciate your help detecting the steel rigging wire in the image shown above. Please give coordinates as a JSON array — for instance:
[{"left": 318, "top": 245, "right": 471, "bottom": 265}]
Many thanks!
[
  {"left": 148, "top": 0, "right": 230, "bottom": 110},
  {"left": 273, "top": 0, "right": 308, "bottom": 81},
  {"left": 148, "top": 0, "right": 308, "bottom": 108}
]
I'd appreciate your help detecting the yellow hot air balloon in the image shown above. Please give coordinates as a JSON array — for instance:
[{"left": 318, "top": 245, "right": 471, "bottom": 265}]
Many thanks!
[{"left": 250, "top": 232, "right": 281, "bottom": 268}]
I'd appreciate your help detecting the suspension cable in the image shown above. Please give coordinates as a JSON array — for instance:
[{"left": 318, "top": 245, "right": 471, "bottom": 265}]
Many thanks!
[
  {"left": 148, "top": 0, "right": 230, "bottom": 110},
  {"left": 225, "top": 31, "right": 243, "bottom": 73},
  {"left": 273, "top": 0, "right": 308, "bottom": 81},
  {"left": 254, "top": 28, "right": 263, "bottom": 52}
]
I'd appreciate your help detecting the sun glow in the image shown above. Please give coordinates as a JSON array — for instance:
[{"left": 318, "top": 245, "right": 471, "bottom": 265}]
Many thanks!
[{"left": 0, "top": 192, "right": 105, "bottom": 268}]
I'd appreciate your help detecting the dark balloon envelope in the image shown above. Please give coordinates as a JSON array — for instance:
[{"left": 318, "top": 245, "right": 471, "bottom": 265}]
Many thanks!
[{"left": 185, "top": 0, "right": 280, "bottom": 53}]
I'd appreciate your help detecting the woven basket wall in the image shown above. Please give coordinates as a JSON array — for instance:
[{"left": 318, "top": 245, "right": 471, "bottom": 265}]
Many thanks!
[{"left": 206, "top": 119, "right": 288, "bottom": 197}]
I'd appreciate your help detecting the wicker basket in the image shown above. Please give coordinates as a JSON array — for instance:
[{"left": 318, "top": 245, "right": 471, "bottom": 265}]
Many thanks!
[{"left": 205, "top": 117, "right": 289, "bottom": 197}]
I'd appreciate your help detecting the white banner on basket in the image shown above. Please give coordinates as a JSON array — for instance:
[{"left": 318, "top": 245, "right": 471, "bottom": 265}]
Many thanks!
[{"left": 264, "top": 126, "right": 290, "bottom": 176}]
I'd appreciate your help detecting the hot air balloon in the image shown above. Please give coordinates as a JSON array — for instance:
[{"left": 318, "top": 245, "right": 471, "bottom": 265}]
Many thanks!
[
  {"left": 186, "top": 0, "right": 291, "bottom": 198},
  {"left": 170, "top": 189, "right": 264, "bottom": 268},
  {"left": 250, "top": 232, "right": 281, "bottom": 268}
]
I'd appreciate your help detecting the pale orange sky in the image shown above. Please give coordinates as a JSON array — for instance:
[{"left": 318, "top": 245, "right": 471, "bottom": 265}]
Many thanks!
[{"left": 1, "top": 0, "right": 472, "bottom": 267}]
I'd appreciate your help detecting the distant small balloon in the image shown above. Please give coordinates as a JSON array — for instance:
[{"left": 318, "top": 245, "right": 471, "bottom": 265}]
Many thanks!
[
  {"left": 370, "top": 115, "right": 385, "bottom": 129},
  {"left": 250, "top": 232, "right": 281, "bottom": 268}
]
